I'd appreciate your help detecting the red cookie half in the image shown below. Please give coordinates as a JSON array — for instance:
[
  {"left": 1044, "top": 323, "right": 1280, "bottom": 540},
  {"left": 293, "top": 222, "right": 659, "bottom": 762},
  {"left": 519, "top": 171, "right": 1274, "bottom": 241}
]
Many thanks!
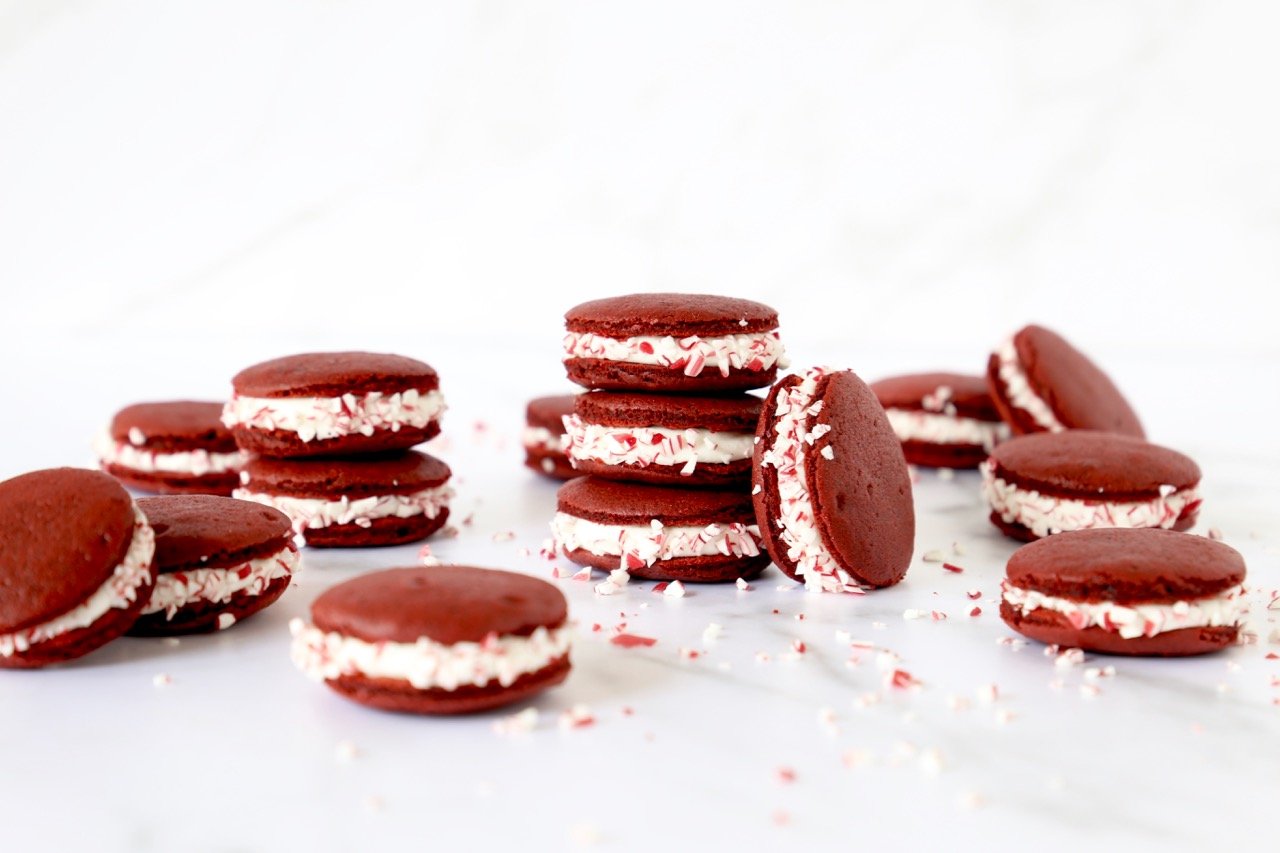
[
  {"left": 987, "top": 325, "right": 1144, "bottom": 438},
  {"left": 552, "top": 476, "right": 768, "bottom": 582},
  {"left": 235, "top": 451, "right": 453, "bottom": 548},
  {"left": 290, "top": 566, "right": 571, "bottom": 714},
  {"left": 524, "top": 394, "right": 577, "bottom": 480},
  {"left": 0, "top": 469, "right": 156, "bottom": 668},
  {"left": 128, "top": 495, "right": 298, "bottom": 636},
  {"left": 563, "top": 391, "right": 761, "bottom": 487},
  {"left": 870, "top": 372, "right": 1009, "bottom": 469},
  {"left": 753, "top": 368, "right": 915, "bottom": 593},
  {"left": 564, "top": 293, "right": 786, "bottom": 393},
  {"left": 96, "top": 400, "right": 245, "bottom": 495},
  {"left": 981, "top": 431, "right": 1201, "bottom": 542},
  {"left": 223, "top": 352, "right": 444, "bottom": 457},
  {"left": 1000, "top": 528, "right": 1246, "bottom": 656}
]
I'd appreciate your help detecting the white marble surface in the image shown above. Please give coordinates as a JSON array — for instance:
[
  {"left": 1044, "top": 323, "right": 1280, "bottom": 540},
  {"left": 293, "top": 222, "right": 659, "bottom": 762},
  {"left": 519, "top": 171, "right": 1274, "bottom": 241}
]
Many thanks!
[{"left": 1, "top": 2, "right": 1278, "bottom": 850}]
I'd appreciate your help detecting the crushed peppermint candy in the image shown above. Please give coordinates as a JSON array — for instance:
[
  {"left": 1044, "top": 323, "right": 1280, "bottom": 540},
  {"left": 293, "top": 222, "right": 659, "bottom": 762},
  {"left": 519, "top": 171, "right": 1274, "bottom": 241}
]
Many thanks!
[
  {"left": 492, "top": 708, "right": 540, "bottom": 735},
  {"left": 610, "top": 633, "right": 657, "bottom": 648},
  {"left": 663, "top": 580, "right": 686, "bottom": 598},
  {"left": 559, "top": 704, "right": 596, "bottom": 731}
]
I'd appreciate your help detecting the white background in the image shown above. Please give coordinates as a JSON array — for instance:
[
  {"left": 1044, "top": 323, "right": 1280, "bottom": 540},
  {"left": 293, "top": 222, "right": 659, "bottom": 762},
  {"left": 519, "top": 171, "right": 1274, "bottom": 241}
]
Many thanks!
[{"left": 1, "top": 2, "right": 1278, "bottom": 851}]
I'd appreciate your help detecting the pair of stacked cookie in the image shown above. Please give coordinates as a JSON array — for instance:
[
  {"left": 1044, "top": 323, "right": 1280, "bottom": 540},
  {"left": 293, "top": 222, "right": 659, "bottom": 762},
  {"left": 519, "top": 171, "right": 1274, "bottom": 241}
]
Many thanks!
[
  {"left": 221, "top": 352, "right": 454, "bottom": 547},
  {"left": 546, "top": 295, "right": 784, "bottom": 583},
  {"left": 0, "top": 468, "right": 300, "bottom": 667}
]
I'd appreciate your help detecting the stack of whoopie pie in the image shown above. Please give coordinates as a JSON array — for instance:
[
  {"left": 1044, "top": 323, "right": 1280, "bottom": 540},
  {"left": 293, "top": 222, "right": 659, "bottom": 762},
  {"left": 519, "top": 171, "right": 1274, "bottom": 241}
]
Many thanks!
[
  {"left": 551, "top": 294, "right": 784, "bottom": 584},
  {"left": 221, "top": 352, "right": 455, "bottom": 548}
]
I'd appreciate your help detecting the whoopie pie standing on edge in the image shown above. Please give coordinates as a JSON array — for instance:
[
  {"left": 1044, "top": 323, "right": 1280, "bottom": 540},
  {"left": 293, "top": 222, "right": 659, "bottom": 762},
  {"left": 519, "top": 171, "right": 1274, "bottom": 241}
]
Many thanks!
[
  {"left": 290, "top": 566, "right": 571, "bottom": 714},
  {"left": 563, "top": 293, "right": 788, "bottom": 393},
  {"left": 988, "top": 324, "right": 1145, "bottom": 437},
  {"left": 754, "top": 367, "right": 916, "bottom": 593},
  {"left": 234, "top": 450, "right": 453, "bottom": 547},
  {"left": 128, "top": 495, "right": 299, "bottom": 636},
  {"left": 562, "top": 391, "right": 761, "bottom": 487},
  {"left": 95, "top": 400, "right": 247, "bottom": 495},
  {"left": 870, "top": 373, "right": 1010, "bottom": 469},
  {"left": 552, "top": 477, "right": 768, "bottom": 582},
  {"left": 0, "top": 469, "right": 156, "bottom": 668},
  {"left": 1000, "top": 528, "right": 1248, "bottom": 656},
  {"left": 524, "top": 394, "right": 578, "bottom": 480},
  {"left": 981, "top": 431, "right": 1202, "bottom": 542},
  {"left": 222, "top": 352, "right": 446, "bottom": 457}
]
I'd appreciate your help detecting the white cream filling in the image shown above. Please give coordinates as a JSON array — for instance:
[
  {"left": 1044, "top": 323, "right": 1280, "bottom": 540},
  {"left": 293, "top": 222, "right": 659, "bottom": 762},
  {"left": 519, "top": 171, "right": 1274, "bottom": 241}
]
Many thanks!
[
  {"left": 563, "top": 414, "right": 755, "bottom": 476},
  {"left": 563, "top": 331, "right": 788, "bottom": 378},
  {"left": 221, "top": 388, "right": 445, "bottom": 443},
  {"left": 289, "top": 619, "right": 571, "bottom": 691},
  {"left": 993, "top": 338, "right": 1065, "bottom": 431},
  {"left": 981, "top": 461, "right": 1201, "bottom": 538},
  {"left": 1002, "top": 582, "right": 1248, "bottom": 640},
  {"left": 233, "top": 485, "right": 453, "bottom": 533},
  {"left": 142, "top": 543, "right": 299, "bottom": 619},
  {"left": 522, "top": 426, "right": 566, "bottom": 455},
  {"left": 758, "top": 368, "right": 864, "bottom": 594},
  {"left": 551, "top": 512, "right": 762, "bottom": 571},
  {"left": 0, "top": 508, "right": 155, "bottom": 657},
  {"left": 94, "top": 433, "right": 247, "bottom": 477},
  {"left": 884, "top": 409, "right": 1010, "bottom": 452}
]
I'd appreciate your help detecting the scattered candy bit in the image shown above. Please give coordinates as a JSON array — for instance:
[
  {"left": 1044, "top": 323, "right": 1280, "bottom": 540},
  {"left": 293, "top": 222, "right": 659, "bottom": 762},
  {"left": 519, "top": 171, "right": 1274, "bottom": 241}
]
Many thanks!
[
  {"left": 678, "top": 647, "right": 700, "bottom": 660},
  {"left": 842, "top": 748, "right": 871, "bottom": 769},
  {"left": 969, "top": 607, "right": 982, "bottom": 617},
  {"left": 931, "top": 610, "right": 948, "bottom": 621},
  {"left": 772, "top": 809, "right": 791, "bottom": 827},
  {"left": 736, "top": 578, "right": 752, "bottom": 591},
  {"left": 976, "top": 684, "right": 999, "bottom": 704},
  {"left": 817, "top": 706, "right": 839, "bottom": 735},
  {"left": 994, "top": 709, "right": 1016, "bottom": 725},
  {"left": 1055, "top": 648, "right": 1085, "bottom": 668},
  {"left": 886, "top": 669, "right": 922, "bottom": 690},
  {"left": 559, "top": 704, "right": 596, "bottom": 731},
  {"left": 1207, "top": 527, "right": 1224, "bottom": 541},
  {"left": 217, "top": 613, "right": 236, "bottom": 630},
  {"left": 903, "top": 608, "right": 925, "bottom": 620},
  {"left": 922, "top": 549, "right": 946, "bottom": 563},
  {"left": 161, "top": 637, "right": 181, "bottom": 648},
  {"left": 702, "top": 623, "right": 724, "bottom": 643},
  {"left": 853, "top": 692, "right": 882, "bottom": 709},
  {"left": 595, "top": 569, "right": 630, "bottom": 596},
  {"left": 1080, "top": 684, "right": 1101, "bottom": 699},
  {"left": 1084, "top": 665, "right": 1117, "bottom": 680},
  {"left": 919, "top": 749, "right": 945, "bottom": 776},
  {"left": 663, "top": 580, "right": 686, "bottom": 598},
  {"left": 152, "top": 673, "right": 172, "bottom": 687},
  {"left": 572, "top": 567, "right": 593, "bottom": 581},
  {"left": 334, "top": 741, "right": 359, "bottom": 763},
  {"left": 966, "top": 589, "right": 982, "bottom": 600},
  {"left": 792, "top": 639, "right": 807, "bottom": 654},
  {"left": 611, "top": 633, "right": 657, "bottom": 648},
  {"left": 418, "top": 544, "right": 441, "bottom": 566},
  {"left": 942, "top": 563, "right": 964, "bottom": 574},
  {"left": 775, "top": 766, "right": 796, "bottom": 784},
  {"left": 492, "top": 708, "right": 540, "bottom": 735},
  {"left": 755, "top": 652, "right": 771, "bottom": 663}
]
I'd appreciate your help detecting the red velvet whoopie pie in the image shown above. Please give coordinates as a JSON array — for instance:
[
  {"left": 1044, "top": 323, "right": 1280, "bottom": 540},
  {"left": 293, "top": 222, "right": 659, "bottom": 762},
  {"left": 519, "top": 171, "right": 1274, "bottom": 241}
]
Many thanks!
[
  {"left": 753, "top": 368, "right": 915, "bottom": 593},
  {"left": 290, "top": 566, "right": 571, "bottom": 714},
  {"left": 128, "top": 495, "right": 298, "bottom": 636},
  {"left": 222, "top": 352, "right": 445, "bottom": 458},
  {"left": 95, "top": 400, "right": 247, "bottom": 495},
  {"left": 524, "top": 394, "right": 577, "bottom": 481},
  {"left": 1000, "top": 528, "right": 1247, "bottom": 656},
  {"left": 0, "top": 469, "right": 156, "bottom": 668},
  {"left": 563, "top": 293, "right": 787, "bottom": 393},
  {"left": 870, "top": 372, "right": 1009, "bottom": 469}
]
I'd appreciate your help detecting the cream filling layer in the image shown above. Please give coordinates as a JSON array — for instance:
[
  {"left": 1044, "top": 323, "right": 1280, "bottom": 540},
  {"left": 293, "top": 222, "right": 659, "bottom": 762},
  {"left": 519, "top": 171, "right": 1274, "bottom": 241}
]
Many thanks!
[
  {"left": 233, "top": 485, "right": 454, "bottom": 533},
  {"left": 94, "top": 433, "right": 247, "bottom": 477},
  {"left": 142, "top": 543, "right": 299, "bottom": 619},
  {"left": 758, "top": 368, "right": 864, "bottom": 593},
  {"left": 522, "top": 426, "right": 566, "bottom": 455},
  {"left": 563, "top": 331, "right": 788, "bottom": 378},
  {"left": 0, "top": 509, "right": 155, "bottom": 657},
  {"left": 994, "top": 338, "right": 1064, "bottom": 431},
  {"left": 289, "top": 619, "right": 571, "bottom": 691},
  {"left": 222, "top": 388, "right": 445, "bottom": 443},
  {"left": 884, "top": 409, "right": 1010, "bottom": 452},
  {"left": 551, "top": 513, "right": 762, "bottom": 571},
  {"left": 1002, "top": 582, "right": 1248, "bottom": 640},
  {"left": 563, "top": 415, "right": 754, "bottom": 476},
  {"left": 981, "top": 461, "right": 1201, "bottom": 538}
]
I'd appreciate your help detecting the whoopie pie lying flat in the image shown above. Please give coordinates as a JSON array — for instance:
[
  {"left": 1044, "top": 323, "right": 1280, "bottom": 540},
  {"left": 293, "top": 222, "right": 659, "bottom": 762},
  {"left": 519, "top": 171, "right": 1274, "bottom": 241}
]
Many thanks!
[
  {"left": 222, "top": 352, "right": 445, "bottom": 457},
  {"left": 234, "top": 451, "right": 453, "bottom": 548},
  {"left": 0, "top": 469, "right": 156, "bottom": 668},
  {"left": 128, "top": 496, "right": 299, "bottom": 636},
  {"left": 754, "top": 368, "right": 915, "bottom": 593},
  {"left": 1001, "top": 528, "right": 1248, "bottom": 656},
  {"left": 95, "top": 400, "right": 247, "bottom": 495},
  {"left": 562, "top": 391, "right": 761, "bottom": 487},
  {"left": 988, "top": 324, "right": 1144, "bottom": 438},
  {"left": 563, "top": 293, "right": 787, "bottom": 393},
  {"left": 290, "top": 566, "right": 571, "bottom": 714},
  {"left": 870, "top": 373, "right": 1009, "bottom": 469},
  {"left": 981, "top": 431, "right": 1201, "bottom": 542},
  {"left": 524, "top": 394, "right": 577, "bottom": 480},
  {"left": 552, "top": 477, "right": 768, "bottom": 582}
]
